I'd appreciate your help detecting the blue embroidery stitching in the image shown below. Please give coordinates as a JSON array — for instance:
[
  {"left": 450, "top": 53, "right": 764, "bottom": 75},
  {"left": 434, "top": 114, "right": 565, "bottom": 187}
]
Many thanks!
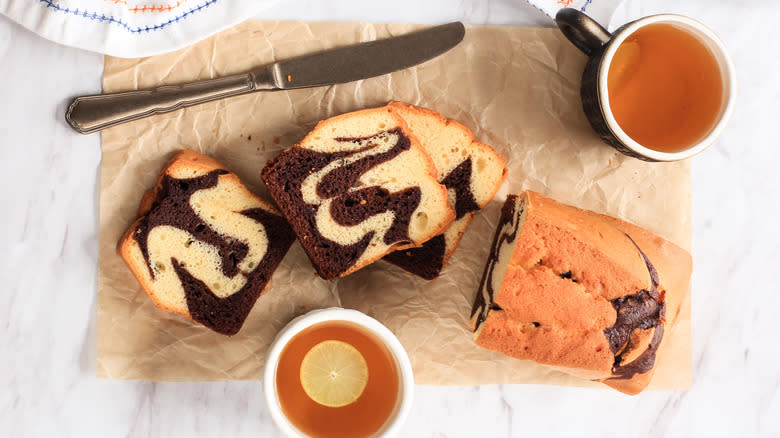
[
  {"left": 580, "top": 0, "right": 593, "bottom": 12},
  {"left": 37, "top": 0, "right": 219, "bottom": 33}
]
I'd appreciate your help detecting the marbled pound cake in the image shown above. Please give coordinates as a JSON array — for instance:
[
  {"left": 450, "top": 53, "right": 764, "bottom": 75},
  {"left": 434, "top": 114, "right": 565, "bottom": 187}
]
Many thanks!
[
  {"left": 383, "top": 102, "right": 507, "bottom": 279},
  {"left": 469, "top": 191, "right": 691, "bottom": 394},
  {"left": 118, "top": 150, "right": 296, "bottom": 335},
  {"left": 262, "top": 106, "right": 455, "bottom": 280}
]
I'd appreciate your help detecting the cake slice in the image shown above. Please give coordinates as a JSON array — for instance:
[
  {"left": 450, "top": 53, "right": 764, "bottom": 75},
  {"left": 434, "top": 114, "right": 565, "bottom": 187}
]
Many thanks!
[
  {"left": 470, "top": 191, "right": 691, "bottom": 394},
  {"left": 383, "top": 102, "right": 507, "bottom": 279},
  {"left": 118, "top": 150, "right": 296, "bottom": 335},
  {"left": 261, "top": 106, "right": 455, "bottom": 280}
]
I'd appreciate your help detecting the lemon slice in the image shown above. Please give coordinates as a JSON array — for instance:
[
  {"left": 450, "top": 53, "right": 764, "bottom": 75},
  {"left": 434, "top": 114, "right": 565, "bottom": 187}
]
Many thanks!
[{"left": 300, "top": 340, "right": 369, "bottom": 408}]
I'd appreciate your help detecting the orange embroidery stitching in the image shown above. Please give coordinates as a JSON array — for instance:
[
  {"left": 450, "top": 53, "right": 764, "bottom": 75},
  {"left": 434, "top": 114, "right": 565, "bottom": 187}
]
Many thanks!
[
  {"left": 557, "top": 0, "right": 574, "bottom": 5},
  {"left": 104, "top": 0, "right": 189, "bottom": 13}
]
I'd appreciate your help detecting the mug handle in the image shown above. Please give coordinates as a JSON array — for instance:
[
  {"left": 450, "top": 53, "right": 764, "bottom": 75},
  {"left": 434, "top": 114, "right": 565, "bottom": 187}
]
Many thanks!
[{"left": 555, "top": 8, "right": 612, "bottom": 56}]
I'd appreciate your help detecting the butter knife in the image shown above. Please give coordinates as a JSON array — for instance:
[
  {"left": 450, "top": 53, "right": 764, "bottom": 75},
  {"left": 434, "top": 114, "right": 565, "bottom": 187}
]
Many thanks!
[{"left": 65, "top": 22, "right": 465, "bottom": 134}]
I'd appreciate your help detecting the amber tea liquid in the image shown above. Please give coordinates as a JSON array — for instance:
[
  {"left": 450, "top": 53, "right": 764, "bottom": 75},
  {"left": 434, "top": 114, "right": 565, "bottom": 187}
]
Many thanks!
[
  {"left": 607, "top": 23, "right": 724, "bottom": 153},
  {"left": 275, "top": 321, "right": 399, "bottom": 438}
]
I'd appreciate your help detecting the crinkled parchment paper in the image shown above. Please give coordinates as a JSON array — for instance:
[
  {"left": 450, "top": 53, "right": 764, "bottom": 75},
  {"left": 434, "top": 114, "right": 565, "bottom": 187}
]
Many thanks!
[{"left": 98, "top": 21, "right": 691, "bottom": 388}]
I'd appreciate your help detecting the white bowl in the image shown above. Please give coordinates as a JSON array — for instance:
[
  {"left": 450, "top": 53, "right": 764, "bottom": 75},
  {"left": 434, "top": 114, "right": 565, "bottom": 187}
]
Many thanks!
[{"left": 263, "top": 308, "right": 414, "bottom": 438}]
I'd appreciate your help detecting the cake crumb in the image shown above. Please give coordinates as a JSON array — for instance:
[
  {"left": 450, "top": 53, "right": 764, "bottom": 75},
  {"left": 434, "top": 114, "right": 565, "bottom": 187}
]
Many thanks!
[
  {"left": 247, "top": 135, "right": 252, "bottom": 141},
  {"left": 273, "top": 137, "right": 280, "bottom": 144}
]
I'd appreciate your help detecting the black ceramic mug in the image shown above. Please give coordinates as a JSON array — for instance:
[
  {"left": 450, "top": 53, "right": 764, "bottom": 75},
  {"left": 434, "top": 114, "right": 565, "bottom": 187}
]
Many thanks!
[{"left": 555, "top": 8, "right": 735, "bottom": 162}]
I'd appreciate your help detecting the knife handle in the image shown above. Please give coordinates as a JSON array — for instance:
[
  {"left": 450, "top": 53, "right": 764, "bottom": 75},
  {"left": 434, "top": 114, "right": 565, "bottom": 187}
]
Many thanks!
[{"left": 65, "top": 70, "right": 275, "bottom": 134}]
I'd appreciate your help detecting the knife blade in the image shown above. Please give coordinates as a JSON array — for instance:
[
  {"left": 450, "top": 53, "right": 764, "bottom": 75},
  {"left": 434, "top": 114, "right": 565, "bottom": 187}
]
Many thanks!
[{"left": 65, "top": 22, "right": 466, "bottom": 134}]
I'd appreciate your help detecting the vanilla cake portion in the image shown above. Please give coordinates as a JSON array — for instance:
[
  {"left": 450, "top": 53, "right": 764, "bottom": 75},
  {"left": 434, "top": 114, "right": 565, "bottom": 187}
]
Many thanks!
[
  {"left": 118, "top": 150, "right": 295, "bottom": 335},
  {"left": 261, "top": 106, "right": 454, "bottom": 280},
  {"left": 470, "top": 191, "right": 691, "bottom": 395},
  {"left": 383, "top": 102, "right": 507, "bottom": 279}
]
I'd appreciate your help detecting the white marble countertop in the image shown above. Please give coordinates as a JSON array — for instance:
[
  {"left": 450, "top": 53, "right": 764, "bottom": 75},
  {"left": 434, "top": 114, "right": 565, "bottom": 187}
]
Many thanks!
[{"left": 1, "top": 0, "right": 778, "bottom": 437}]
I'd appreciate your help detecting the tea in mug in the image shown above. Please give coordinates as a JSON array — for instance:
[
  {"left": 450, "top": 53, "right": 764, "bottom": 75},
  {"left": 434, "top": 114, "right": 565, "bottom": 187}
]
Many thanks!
[
  {"left": 275, "top": 321, "right": 399, "bottom": 438},
  {"left": 607, "top": 23, "right": 724, "bottom": 153}
]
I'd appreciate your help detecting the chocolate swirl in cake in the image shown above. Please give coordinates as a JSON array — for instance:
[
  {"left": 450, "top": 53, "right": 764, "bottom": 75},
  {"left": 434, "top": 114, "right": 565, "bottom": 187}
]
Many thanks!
[
  {"left": 603, "top": 234, "right": 665, "bottom": 379},
  {"left": 440, "top": 158, "right": 480, "bottom": 220},
  {"left": 383, "top": 158, "right": 480, "bottom": 279},
  {"left": 262, "top": 129, "right": 422, "bottom": 279},
  {"left": 329, "top": 185, "right": 422, "bottom": 244},
  {"left": 470, "top": 194, "right": 523, "bottom": 330},
  {"left": 173, "top": 207, "right": 294, "bottom": 335},
  {"left": 134, "top": 170, "right": 243, "bottom": 279},
  {"left": 133, "top": 170, "right": 295, "bottom": 335},
  {"left": 383, "top": 235, "right": 446, "bottom": 280},
  {"left": 470, "top": 198, "right": 666, "bottom": 380}
]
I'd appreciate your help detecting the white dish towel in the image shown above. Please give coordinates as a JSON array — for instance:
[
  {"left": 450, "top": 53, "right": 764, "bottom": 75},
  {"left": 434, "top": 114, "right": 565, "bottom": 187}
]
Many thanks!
[{"left": 0, "top": 0, "right": 620, "bottom": 58}]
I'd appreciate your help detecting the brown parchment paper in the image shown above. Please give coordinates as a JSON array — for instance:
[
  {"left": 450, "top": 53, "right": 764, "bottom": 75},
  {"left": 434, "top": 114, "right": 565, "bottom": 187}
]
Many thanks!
[{"left": 98, "top": 21, "right": 692, "bottom": 389}]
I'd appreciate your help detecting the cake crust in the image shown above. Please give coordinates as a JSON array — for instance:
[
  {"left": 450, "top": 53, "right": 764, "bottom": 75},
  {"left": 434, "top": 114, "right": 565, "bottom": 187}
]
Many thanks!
[
  {"left": 471, "top": 191, "right": 691, "bottom": 394},
  {"left": 383, "top": 102, "right": 507, "bottom": 279},
  {"left": 261, "top": 106, "right": 455, "bottom": 280},
  {"left": 118, "top": 150, "right": 295, "bottom": 335}
]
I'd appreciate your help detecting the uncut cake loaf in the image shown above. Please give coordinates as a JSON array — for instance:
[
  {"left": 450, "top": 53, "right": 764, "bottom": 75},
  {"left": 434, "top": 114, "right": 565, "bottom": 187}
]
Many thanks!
[
  {"left": 118, "top": 150, "right": 296, "bottom": 335},
  {"left": 470, "top": 191, "right": 691, "bottom": 394},
  {"left": 383, "top": 102, "right": 507, "bottom": 279},
  {"left": 262, "top": 106, "right": 455, "bottom": 280}
]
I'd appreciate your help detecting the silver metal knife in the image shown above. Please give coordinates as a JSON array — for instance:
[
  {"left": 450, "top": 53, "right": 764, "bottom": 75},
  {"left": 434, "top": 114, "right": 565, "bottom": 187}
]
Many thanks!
[{"left": 65, "top": 22, "right": 466, "bottom": 134}]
